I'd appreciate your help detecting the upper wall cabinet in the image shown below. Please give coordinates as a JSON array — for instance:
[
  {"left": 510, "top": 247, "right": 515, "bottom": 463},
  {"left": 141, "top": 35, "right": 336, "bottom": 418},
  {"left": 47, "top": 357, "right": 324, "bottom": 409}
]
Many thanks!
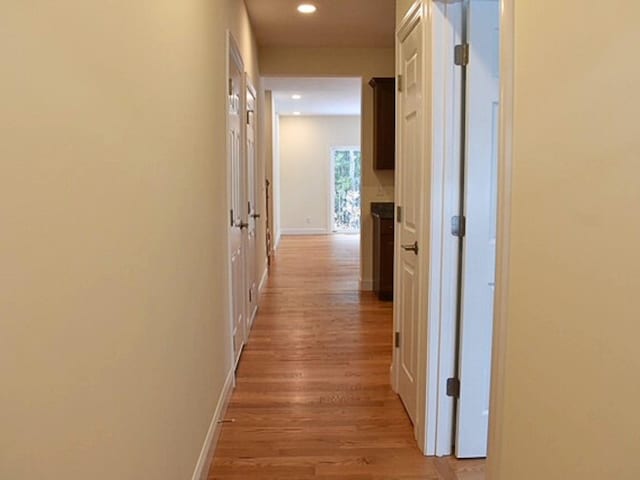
[{"left": 369, "top": 77, "right": 396, "bottom": 170}]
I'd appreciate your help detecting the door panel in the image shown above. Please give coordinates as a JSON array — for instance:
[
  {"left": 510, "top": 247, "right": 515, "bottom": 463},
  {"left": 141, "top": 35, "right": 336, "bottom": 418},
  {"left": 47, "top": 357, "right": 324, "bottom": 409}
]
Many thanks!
[
  {"left": 246, "top": 83, "right": 258, "bottom": 331},
  {"left": 455, "top": 0, "right": 500, "bottom": 458},
  {"left": 229, "top": 40, "right": 246, "bottom": 369},
  {"left": 396, "top": 17, "right": 424, "bottom": 426}
]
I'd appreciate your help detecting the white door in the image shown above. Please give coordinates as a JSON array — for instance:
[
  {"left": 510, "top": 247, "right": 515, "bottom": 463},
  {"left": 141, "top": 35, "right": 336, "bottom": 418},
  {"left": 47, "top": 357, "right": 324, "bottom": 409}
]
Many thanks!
[
  {"left": 395, "top": 15, "right": 424, "bottom": 425},
  {"left": 456, "top": 0, "right": 500, "bottom": 458},
  {"left": 228, "top": 38, "right": 246, "bottom": 368},
  {"left": 245, "top": 81, "right": 259, "bottom": 331}
]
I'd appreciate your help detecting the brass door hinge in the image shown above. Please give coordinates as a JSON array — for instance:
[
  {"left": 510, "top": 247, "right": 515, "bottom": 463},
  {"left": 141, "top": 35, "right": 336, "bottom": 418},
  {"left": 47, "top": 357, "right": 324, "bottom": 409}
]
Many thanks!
[
  {"left": 446, "top": 377, "right": 461, "bottom": 398},
  {"left": 454, "top": 44, "right": 470, "bottom": 67}
]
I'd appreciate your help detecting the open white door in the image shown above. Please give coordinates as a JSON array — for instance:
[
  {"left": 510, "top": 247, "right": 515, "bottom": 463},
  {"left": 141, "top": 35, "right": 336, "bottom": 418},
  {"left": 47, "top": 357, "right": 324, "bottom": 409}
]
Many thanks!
[
  {"left": 245, "top": 80, "right": 259, "bottom": 332},
  {"left": 228, "top": 35, "right": 246, "bottom": 368},
  {"left": 395, "top": 10, "right": 425, "bottom": 426},
  {"left": 456, "top": 0, "right": 500, "bottom": 458}
]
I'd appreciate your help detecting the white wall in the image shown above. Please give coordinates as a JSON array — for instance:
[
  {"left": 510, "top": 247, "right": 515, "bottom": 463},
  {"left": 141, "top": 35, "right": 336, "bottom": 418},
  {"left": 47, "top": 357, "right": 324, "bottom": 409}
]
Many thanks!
[
  {"left": 0, "top": 1, "right": 258, "bottom": 479},
  {"left": 279, "top": 115, "right": 361, "bottom": 234},
  {"left": 490, "top": 1, "right": 640, "bottom": 479}
]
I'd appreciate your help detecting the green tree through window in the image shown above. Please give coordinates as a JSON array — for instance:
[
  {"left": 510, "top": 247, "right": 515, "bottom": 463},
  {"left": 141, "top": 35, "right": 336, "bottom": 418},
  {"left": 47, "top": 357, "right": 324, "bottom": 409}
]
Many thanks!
[{"left": 332, "top": 148, "right": 361, "bottom": 233}]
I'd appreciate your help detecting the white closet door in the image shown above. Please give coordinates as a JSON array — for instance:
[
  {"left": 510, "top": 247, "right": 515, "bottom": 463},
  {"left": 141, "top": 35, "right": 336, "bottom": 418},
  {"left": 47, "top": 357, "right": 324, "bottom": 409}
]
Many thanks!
[{"left": 456, "top": 0, "right": 500, "bottom": 459}]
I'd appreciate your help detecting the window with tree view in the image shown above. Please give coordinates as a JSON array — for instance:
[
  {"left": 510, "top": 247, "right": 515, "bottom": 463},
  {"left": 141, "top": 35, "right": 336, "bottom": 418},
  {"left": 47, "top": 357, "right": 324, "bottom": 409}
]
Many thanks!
[{"left": 332, "top": 148, "right": 361, "bottom": 233}]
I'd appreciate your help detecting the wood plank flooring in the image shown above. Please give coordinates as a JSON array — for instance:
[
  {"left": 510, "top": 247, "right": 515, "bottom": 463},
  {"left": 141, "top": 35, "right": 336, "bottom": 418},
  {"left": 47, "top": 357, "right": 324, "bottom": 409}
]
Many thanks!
[{"left": 208, "top": 235, "right": 485, "bottom": 480}]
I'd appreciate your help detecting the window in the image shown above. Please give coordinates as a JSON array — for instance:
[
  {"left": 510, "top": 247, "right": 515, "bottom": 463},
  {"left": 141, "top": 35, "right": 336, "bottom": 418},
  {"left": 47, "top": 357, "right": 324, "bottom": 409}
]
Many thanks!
[{"left": 331, "top": 147, "right": 361, "bottom": 233}]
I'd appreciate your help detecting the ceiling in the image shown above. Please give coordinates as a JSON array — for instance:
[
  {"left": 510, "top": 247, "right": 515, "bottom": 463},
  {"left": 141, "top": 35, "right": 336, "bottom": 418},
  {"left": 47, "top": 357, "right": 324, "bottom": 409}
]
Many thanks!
[
  {"left": 244, "top": 0, "right": 396, "bottom": 48},
  {"left": 264, "top": 77, "right": 362, "bottom": 116}
]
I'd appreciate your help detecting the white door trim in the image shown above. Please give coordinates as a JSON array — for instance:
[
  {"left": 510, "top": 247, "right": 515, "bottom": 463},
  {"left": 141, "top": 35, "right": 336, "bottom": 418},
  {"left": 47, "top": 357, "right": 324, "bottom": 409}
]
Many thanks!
[
  {"left": 425, "top": 0, "right": 465, "bottom": 456},
  {"left": 245, "top": 75, "right": 259, "bottom": 334},
  {"left": 487, "top": 0, "right": 514, "bottom": 476}
]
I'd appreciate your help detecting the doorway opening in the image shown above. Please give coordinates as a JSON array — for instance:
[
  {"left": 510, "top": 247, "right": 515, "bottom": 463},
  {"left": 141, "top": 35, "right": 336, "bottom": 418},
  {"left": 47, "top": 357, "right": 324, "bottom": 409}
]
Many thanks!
[
  {"left": 427, "top": 0, "right": 501, "bottom": 460},
  {"left": 393, "top": 0, "right": 504, "bottom": 465},
  {"left": 331, "top": 147, "right": 362, "bottom": 234},
  {"left": 263, "top": 77, "right": 362, "bottom": 242}
]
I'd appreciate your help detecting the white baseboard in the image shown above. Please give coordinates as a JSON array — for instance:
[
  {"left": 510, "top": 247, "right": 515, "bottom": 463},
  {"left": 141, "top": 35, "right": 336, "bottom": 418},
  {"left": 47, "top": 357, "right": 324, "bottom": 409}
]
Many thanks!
[
  {"left": 280, "top": 228, "right": 329, "bottom": 236},
  {"left": 191, "top": 369, "right": 235, "bottom": 480},
  {"left": 259, "top": 264, "right": 269, "bottom": 294},
  {"left": 360, "top": 279, "right": 374, "bottom": 291},
  {"left": 248, "top": 305, "right": 258, "bottom": 330}
]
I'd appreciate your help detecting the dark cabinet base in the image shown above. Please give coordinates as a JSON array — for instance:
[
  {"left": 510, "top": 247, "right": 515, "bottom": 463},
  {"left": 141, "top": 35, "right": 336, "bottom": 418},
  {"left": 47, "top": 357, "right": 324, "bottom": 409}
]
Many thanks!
[{"left": 372, "top": 211, "right": 395, "bottom": 302}]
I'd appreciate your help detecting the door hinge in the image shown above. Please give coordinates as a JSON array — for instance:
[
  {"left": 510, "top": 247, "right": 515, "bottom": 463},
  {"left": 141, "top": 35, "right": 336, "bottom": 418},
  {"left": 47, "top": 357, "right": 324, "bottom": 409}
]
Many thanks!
[
  {"left": 248, "top": 288, "right": 252, "bottom": 303},
  {"left": 451, "top": 215, "right": 466, "bottom": 238},
  {"left": 396, "top": 205, "right": 402, "bottom": 223},
  {"left": 395, "top": 331, "right": 400, "bottom": 348},
  {"left": 228, "top": 78, "right": 233, "bottom": 96},
  {"left": 454, "top": 44, "right": 470, "bottom": 67},
  {"left": 446, "top": 377, "right": 461, "bottom": 398},
  {"left": 397, "top": 74, "right": 403, "bottom": 93},
  {"left": 230, "top": 209, "right": 234, "bottom": 227}
]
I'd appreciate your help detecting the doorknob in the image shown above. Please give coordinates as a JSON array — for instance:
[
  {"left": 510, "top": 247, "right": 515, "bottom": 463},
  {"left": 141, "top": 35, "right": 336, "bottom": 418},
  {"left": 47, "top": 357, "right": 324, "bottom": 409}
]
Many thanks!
[
  {"left": 401, "top": 241, "right": 419, "bottom": 254},
  {"left": 238, "top": 222, "right": 249, "bottom": 230},
  {"left": 251, "top": 213, "right": 261, "bottom": 219}
]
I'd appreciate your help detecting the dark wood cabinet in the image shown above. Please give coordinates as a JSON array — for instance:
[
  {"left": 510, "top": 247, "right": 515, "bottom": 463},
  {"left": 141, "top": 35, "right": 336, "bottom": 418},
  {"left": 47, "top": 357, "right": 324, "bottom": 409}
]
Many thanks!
[
  {"left": 369, "top": 77, "right": 396, "bottom": 170},
  {"left": 372, "top": 207, "right": 395, "bottom": 301}
]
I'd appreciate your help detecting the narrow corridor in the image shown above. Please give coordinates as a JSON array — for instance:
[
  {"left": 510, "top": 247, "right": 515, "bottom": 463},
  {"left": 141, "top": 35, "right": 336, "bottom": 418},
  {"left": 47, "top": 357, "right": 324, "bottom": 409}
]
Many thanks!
[{"left": 209, "top": 235, "right": 483, "bottom": 479}]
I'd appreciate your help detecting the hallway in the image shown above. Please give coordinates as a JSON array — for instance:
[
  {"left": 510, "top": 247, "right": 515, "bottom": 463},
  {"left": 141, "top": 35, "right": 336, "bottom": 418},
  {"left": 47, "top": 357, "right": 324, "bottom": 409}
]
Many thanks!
[{"left": 209, "top": 235, "right": 484, "bottom": 479}]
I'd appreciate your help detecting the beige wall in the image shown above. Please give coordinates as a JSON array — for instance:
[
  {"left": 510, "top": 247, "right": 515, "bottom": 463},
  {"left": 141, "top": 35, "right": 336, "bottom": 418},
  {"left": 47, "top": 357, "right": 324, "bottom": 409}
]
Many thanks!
[
  {"left": 261, "top": 47, "right": 395, "bottom": 289},
  {"left": 263, "top": 91, "right": 275, "bottom": 258},
  {"left": 491, "top": 2, "right": 640, "bottom": 479},
  {"left": 279, "top": 115, "right": 361, "bottom": 233},
  {"left": 0, "top": 1, "right": 258, "bottom": 479},
  {"left": 273, "top": 113, "right": 282, "bottom": 246}
]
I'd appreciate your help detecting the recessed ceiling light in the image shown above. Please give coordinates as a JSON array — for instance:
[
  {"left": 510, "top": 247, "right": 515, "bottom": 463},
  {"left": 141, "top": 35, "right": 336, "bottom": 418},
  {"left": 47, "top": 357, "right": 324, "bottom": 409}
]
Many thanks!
[
  {"left": 297, "top": 4, "right": 317, "bottom": 14},
  {"left": 293, "top": 112, "right": 301, "bottom": 116},
  {"left": 292, "top": 94, "right": 302, "bottom": 100}
]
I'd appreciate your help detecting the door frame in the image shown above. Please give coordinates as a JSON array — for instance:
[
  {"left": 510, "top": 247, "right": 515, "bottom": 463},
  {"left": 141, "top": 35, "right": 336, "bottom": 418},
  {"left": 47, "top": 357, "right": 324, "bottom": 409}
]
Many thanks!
[
  {"left": 425, "top": 0, "right": 465, "bottom": 456},
  {"left": 392, "top": 0, "right": 515, "bottom": 464},
  {"left": 226, "top": 30, "right": 247, "bottom": 370},
  {"left": 486, "top": 0, "right": 514, "bottom": 475},
  {"left": 425, "top": 0, "right": 515, "bottom": 458},
  {"left": 245, "top": 75, "right": 259, "bottom": 333}
]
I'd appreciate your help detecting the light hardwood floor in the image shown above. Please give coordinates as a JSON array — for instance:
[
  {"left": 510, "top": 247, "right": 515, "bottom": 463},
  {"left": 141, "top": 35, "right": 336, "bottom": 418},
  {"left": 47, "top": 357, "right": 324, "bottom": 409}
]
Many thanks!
[{"left": 209, "top": 235, "right": 485, "bottom": 480}]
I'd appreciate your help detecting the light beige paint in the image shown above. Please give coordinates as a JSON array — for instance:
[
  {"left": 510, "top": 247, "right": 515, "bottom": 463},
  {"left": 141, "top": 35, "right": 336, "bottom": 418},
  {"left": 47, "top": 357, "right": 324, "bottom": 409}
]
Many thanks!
[
  {"left": 261, "top": 47, "right": 395, "bottom": 289},
  {"left": 279, "top": 116, "right": 361, "bottom": 233},
  {"left": 490, "top": 1, "right": 640, "bottom": 479},
  {"left": 263, "top": 91, "right": 275, "bottom": 260},
  {"left": 0, "top": 1, "right": 258, "bottom": 479},
  {"left": 246, "top": 0, "right": 395, "bottom": 48},
  {"left": 396, "top": 0, "right": 417, "bottom": 27}
]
